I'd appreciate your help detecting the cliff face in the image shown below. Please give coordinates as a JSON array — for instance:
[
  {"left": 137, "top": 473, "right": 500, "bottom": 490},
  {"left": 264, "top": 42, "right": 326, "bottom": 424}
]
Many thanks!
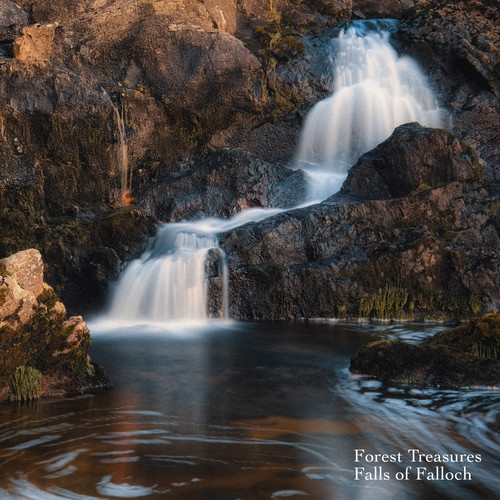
[
  {"left": 0, "top": 249, "right": 108, "bottom": 402},
  {"left": 0, "top": 0, "right": 498, "bottom": 321}
]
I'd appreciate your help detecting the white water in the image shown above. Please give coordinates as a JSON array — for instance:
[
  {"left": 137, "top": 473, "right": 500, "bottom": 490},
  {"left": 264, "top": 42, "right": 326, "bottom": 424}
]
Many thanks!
[
  {"left": 112, "top": 102, "right": 132, "bottom": 202},
  {"left": 97, "top": 207, "right": 289, "bottom": 328},
  {"left": 100, "top": 21, "right": 444, "bottom": 327},
  {"left": 297, "top": 23, "right": 443, "bottom": 200}
]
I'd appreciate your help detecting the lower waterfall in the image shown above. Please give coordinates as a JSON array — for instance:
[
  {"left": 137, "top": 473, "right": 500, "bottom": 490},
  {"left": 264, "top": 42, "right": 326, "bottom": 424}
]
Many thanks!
[
  {"left": 100, "top": 20, "right": 444, "bottom": 327},
  {"left": 99, "top": 208, "right": 286, "bottom": 327}
]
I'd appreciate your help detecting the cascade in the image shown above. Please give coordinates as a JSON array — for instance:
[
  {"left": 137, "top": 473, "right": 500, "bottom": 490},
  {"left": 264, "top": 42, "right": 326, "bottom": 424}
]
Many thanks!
[
  {"left": 296, "top": 20, "right": 443, "bottom": 200},
  {"left": 112, "top": 101, "right": 133, "bottom": 204},
  {"left": 101, "top": 208, "right": 285, "bottom": 327},
  {"left": 100, "top": 22, "right": 443, "bottom": 327},
  {"left": 105, "top": 224, "right": 223, "bottom": 326}
]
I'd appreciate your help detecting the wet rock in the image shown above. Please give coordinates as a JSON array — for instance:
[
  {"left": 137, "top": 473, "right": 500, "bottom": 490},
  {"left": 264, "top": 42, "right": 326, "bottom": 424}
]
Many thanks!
[
  {"left": 138, "top": 149, "right": 308, "bottom": 221},
  {"left": 352, "top": 0, "right": 416, "bottom": 19},
  {"left": 398, "top": 1, "right": 500, "bottom": 187},
  {"left": 221, "top": 125, "right": 498, "bottom": 321},
  {"left": 350, "top": 314, "right": 500, "bottom": 387},
  {"left": 340, "top": 123, "right": 484, "bottom": 200}
]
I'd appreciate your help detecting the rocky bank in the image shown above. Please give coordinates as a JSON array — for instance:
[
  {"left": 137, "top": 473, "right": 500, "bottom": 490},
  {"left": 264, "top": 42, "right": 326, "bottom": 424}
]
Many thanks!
[
  {"left": 221, "top": 123, "right": 499, "bottom": 320},
  {"left": 0, "top": 249, "right": 109, "bottom": 402},
  {"left": 0, "top": 0, "right": 498, "bottom": 323},
  {"left": 350, "top": 313, "right": 500, "bottom": 387}
]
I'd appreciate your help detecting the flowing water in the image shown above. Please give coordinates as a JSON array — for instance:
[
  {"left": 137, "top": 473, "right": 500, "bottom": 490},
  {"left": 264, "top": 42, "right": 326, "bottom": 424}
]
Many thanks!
[
  {"left": 296, "top": 21, "right": 443, "bottom": 200},
  {"left": 102, "top": 20, "right": 445, "bottom": 324},
  {"left": 0, "top": 322, "right": 499, "bottom": 499},
  {"left": 2, "top": 21, "right": 497, "bottom": 500}
]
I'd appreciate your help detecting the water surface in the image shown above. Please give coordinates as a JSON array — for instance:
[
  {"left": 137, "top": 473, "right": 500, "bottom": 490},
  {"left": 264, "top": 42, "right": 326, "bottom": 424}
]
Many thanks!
[{"left": 0, "top": 322, "right": 498, "bottom": 499}]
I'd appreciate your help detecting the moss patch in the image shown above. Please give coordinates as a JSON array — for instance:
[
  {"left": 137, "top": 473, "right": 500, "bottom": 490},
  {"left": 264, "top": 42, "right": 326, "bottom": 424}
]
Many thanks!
[{"left": 11, "top": 365, "right": 42, "bottom": 401}]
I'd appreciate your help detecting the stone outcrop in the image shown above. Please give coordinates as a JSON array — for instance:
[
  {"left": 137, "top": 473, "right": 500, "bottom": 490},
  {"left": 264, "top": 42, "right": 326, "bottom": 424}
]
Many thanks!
[
  {"left": 398, "top": 1, "right": 500, "bottom": 186},
  {"left": 340, "top": 122, "right": 485, "bottom": 200},
  {"left": 138, "top": 149, "right": 307, "bottom": 221},
  {"left": 221, "top": 124, "right": 499, "bottom": 320},
  {"left": 0, "top": 249, "right": 109, "bottom": 402},
  {"left": 350, "top": 314, "right": 500, "bottom": 387}
]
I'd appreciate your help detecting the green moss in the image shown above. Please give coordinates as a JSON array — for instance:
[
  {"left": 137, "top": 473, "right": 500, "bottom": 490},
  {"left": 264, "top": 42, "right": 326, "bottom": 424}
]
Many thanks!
[
  {"left": 424, "top": 313, "right": 447, "bottom": 322},
  {"left": 11, "top": 365, "right": 42, "bottom": 401},
  {"left": 271, "top": 83, "right": 301, "bottom": 121},
  {"left": 411, "top": 183, "right": 432, "bottom": 195},
  {"left": 359, "top": 281, "right": 414, "bottom": 320},
  {"left": 472, "top": 342, "right": 498, "bottom": 360},
  {"left": 37, "top": 287, "right": 59, "bottom": 310},
  {"left": 337, "top": 304, "right": 347, "bottom": 319}
]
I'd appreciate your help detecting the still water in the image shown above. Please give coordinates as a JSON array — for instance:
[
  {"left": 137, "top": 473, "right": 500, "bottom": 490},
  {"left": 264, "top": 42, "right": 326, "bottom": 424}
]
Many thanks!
[{"left": 0, "top": 322, "right": 499, "bottom": 499}]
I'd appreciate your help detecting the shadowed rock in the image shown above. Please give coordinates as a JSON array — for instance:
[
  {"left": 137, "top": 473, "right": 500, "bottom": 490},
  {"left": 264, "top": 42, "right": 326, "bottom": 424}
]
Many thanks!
[{"left": 350, "top": 314, "right": 500, "bottom": 387}]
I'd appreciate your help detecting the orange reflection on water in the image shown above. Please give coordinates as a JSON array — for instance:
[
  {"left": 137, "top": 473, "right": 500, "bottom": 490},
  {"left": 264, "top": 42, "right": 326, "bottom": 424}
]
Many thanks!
[{"left": 233, "top": 415, "right": 372, "bottom": 440}]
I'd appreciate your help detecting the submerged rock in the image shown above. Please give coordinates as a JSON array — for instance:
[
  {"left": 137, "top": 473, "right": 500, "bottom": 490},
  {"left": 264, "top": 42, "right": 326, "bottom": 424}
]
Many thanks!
[
  {"left": 0, "top": 249, "right": 110, "bottom": 402},
  {"left": 350, "top": 314, "right": 500, "bottom": 387}
]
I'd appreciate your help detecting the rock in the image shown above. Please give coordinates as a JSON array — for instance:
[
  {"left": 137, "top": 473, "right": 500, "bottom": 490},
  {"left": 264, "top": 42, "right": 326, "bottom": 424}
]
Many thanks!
[
  {"left": 350, "top": 314, "right": 500, "bottom": 387},
  {"left": 352, "top": 0, "right": 415, "bottom": 19},
  {"left": 13, "top": 23, "right": 59, "bottom": 63},
  {"left": 1, "top": 248, "right": 44, "bottom": 296},
  {"left": 398, "top": 1, "right": 500, "bottom": 187},
  {"left": 221, "top": 125, "right": 498, "bottom": 320},
  {"left": 0, "top": 0, "right": 28, "bottom": 40},
  {"left": 0, "top": 250, "right": 110, "bottom": 402},
  {"left": 138, "top": 149, "right": 308, "bottom": 221},
  {"left": 340, "top": 123, "right": 485, "bottom": 200}
]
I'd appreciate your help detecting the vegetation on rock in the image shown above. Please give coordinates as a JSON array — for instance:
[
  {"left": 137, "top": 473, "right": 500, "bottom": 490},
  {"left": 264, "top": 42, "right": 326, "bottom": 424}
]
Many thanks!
[
  {"left": 11, "top": 366, "right": 42, "bottom": 401},
  {"left": 350, "top": 314, "right": 500, "bottom": 387}
]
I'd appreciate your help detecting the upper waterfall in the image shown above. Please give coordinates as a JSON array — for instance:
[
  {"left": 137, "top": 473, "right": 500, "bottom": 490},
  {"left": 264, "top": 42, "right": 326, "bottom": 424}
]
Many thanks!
[{"left": 296, "top": 21, "right": 443, "bottom": 200}]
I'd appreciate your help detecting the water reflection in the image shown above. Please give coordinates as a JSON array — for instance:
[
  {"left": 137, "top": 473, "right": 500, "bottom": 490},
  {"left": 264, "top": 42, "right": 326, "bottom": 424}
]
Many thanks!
[{"left": 0, "top": 322, "right": 498, "bottom": 499}]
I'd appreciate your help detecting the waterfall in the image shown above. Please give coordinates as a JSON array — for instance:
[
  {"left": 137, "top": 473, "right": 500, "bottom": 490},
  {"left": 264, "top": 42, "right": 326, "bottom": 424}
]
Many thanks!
[
  {"left": 296, "top": 21, "right": 443, "bottom": 200},
  {"left": 98, "top": 208, "right": 285, "bottom": 328},
  {"left": 112, "top": 101, "right": 133, "bottom": 204},
  {"left": 97, "top": 22, "right": 444, "bottom": 328},
  {"left": 103, "top": 224, "right": 225, "bottom": 327}
]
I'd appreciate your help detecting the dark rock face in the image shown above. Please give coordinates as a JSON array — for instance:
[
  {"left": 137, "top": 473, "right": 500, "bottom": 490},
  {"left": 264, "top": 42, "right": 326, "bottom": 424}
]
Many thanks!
[
  {"left": 398, "top": 1, "right": 500, "bottom": 187},
  {"left": 340, "top": 123, "right": 484, "bottom": 200},
  {"left": 352, "top": 0, "right": 416, "bottom": 19},
  {"left": 350, "top": 314, "right": 500, "bottom": 387},
  {"left": 138, "top": 149, "right": 308, "bottom": 221},
  {"left": 221, "top": 124, "right": 499, "bottom": 320}
]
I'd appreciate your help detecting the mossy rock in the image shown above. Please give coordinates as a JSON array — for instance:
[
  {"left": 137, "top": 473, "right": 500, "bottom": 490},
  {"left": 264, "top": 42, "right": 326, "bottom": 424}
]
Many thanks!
[{"left": 350, "top": 314, "right": 500, "bottom": 387}]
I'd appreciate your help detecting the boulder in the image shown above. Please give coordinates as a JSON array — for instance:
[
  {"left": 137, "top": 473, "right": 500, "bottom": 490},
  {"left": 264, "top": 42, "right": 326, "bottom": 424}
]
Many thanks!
[
  {"left": 1, "top": 248, "right": 44, "bottom": 296},
  {"left": 340, "top": 123, "right": 484, "bottom": 200},
  {"left": 13, "top": 23, "right": 59, "bottom": 63},
  {"left": 138, "top": 149, "right": 308, "bottom": 221},
  {"left": 0, "top": 249, "right": 110, "bottom": 402},
  {"left": 350, "top": 314, "right": 500, "bottom": 387}
]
